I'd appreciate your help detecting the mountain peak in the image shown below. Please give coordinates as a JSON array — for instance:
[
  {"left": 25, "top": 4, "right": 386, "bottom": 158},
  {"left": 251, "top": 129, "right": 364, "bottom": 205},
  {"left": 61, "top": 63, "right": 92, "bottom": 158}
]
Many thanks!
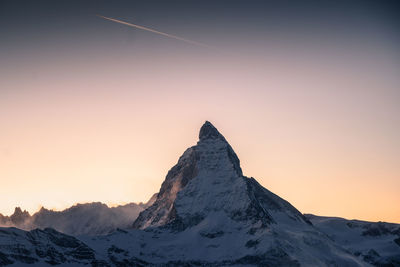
[
  {"left": 133, "top": 121, "right": 312, "bottom": 231},
  {"left": 134, "top": 121, "right": 310, "bottom": 231},
  {"left": 12, "top": 207, "right": 29, "bottom": 216},
  {"left": 199, "top": 121, "right": 225, "bottom": 141},
  {"left": 10, "top": 207, "right": 30, "bottom": 225}
]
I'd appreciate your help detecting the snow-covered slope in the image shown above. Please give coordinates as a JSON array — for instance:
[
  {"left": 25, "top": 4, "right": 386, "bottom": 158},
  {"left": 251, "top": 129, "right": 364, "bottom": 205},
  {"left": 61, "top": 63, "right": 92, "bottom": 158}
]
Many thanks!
[
  {"left": 0, "top": 227, "right": 99, "bottom": 266},
  {"left": 305, "top": 214, "right": 400, "bottom": 266},
  {"left": 0, "top": 197, "right": 156, "bottom": 236}
]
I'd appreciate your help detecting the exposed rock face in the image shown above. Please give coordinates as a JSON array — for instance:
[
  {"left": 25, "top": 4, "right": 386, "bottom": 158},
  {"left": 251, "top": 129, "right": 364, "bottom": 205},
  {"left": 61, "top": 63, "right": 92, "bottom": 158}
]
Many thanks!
[
  {"left": 0, "top": 208, "right": 31, "bottom": 229},
  {"left": 133, "top": 145, "right": 199, "bottom": 229},
  {"left": 9, "top": 208, "right": 30, "bottom": 225}
]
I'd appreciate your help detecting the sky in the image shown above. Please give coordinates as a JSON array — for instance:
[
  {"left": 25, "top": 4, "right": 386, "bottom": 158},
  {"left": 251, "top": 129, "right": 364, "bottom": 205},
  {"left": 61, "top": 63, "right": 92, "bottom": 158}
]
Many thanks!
[{"left": 0, "top": 0, "right": 399, "bottom": 223}]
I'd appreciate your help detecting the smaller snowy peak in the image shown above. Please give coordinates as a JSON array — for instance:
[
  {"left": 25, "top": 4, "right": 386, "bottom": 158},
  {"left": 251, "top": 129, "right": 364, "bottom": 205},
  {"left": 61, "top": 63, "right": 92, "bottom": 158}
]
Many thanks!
[
  {"left": 199, "top": 121, "right": 226, "bottom": 142},
  {"left": 306, "top": 214, "right": 400, "bottom": 266}
]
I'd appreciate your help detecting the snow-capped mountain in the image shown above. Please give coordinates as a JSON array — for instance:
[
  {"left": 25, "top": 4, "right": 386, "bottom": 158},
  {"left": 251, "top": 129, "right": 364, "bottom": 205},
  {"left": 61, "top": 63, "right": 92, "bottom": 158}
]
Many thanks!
[
  {"left": 124, "top": 121, "right": 366, "bottom": 265},
  {"left": 133, "top": 121, "right": 312, "bottom": 231},
  {"left": 0, "top": 121, "right": 398, "bottom": 266},
  {"left": 0, "top": 197, "right": 156, "bottom": 236}
]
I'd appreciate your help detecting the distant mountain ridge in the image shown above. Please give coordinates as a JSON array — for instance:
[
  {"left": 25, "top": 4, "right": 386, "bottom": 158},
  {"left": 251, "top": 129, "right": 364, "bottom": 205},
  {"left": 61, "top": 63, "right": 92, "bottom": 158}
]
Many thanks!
[
  {"left": 0, "top": 194, "right": 156, "bottom": 236},
  {"left": 0, "top": 121, "right": 398, "bottom": 266}
]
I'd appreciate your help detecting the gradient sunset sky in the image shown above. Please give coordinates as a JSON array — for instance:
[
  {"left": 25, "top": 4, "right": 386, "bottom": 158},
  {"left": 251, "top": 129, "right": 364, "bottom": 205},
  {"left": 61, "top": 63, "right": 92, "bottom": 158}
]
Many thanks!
[{"left": 1, "top": 1, "right": 399, "bottom": 222}]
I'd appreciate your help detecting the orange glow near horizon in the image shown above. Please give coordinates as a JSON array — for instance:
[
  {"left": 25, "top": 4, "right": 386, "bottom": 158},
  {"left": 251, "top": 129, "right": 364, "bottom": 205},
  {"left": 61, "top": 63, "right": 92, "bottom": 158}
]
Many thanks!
[{"left": 1, "top": 43, "right": 399, "bottom": 223}]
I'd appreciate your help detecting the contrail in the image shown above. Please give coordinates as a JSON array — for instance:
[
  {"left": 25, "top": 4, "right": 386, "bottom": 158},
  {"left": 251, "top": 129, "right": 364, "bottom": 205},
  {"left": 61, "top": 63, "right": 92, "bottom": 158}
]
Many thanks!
[{"left": 97, "top": 15, "right": 214, "bottom": 49}]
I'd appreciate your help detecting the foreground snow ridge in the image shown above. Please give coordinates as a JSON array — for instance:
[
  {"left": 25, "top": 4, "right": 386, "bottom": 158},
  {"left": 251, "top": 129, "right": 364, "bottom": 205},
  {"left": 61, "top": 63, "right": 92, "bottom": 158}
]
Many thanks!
[{"left": 0, "top": 121, "right": 398, "bottom": 266}]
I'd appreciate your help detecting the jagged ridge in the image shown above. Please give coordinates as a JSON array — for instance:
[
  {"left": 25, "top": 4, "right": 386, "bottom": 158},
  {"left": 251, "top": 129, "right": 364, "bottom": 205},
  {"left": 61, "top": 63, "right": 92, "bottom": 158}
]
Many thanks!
[{"left": 0, "top": 195, "right": 156, "bottom": 236}]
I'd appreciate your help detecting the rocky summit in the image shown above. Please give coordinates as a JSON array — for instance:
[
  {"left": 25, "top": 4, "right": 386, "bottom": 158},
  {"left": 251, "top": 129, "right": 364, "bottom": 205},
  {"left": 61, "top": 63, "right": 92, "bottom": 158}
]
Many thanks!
[{"left": 0, "top": 121, "right": 398, "bottom": 266}]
